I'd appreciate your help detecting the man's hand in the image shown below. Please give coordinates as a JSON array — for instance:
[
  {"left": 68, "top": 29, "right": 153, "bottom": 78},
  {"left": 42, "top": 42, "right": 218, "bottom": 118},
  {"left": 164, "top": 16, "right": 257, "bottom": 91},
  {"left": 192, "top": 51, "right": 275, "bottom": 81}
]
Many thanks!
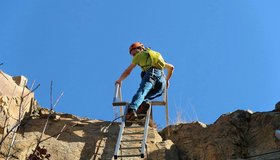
[{"left": 115, "top": 80, "right": 122, "bottom": 86}]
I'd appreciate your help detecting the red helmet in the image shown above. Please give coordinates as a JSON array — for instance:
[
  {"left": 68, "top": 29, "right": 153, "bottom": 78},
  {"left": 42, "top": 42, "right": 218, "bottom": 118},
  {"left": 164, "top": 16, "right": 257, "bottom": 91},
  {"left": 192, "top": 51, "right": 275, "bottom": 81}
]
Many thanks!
[{"left": 129, "top": 42, "right": 144, "bottom": 53}]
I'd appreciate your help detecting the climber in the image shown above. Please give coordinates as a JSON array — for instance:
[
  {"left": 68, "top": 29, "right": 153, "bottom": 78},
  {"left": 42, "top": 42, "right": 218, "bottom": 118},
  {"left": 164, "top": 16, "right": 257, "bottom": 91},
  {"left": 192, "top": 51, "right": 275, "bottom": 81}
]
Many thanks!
[{"left": 115, "top": 42, "right": 174, "bottom": 121}]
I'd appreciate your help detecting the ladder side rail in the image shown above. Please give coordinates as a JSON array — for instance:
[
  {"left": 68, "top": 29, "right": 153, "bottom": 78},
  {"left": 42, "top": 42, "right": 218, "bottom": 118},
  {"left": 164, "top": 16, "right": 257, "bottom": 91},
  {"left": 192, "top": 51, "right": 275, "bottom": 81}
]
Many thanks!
[
  {"left": 163, "top": 85, "right": 170, "bottom": 135},
  {"left": 112, "top": 84, "right": 120, "bottom": 120},
  {"left": 165, "top": 88, "right": 170, "bottom": 136},
  {"left": 165, "top": 87, "right": 169, "bottom": 127},
  {"left": 114, "top": 105, "right": 128, "bottom": 159},
  {"left": 140, "top": 105, "right": 152, "bottom": 158},
  {"left": 118, "top": 84, "right": 123, "bottom": 117},
  {"left": 113, "top": 84, "right": 120, "bottom": 102},
  {"left": 113, "top": 84, "right": 125, "bottom": 121},
  {"left": 150, "top": 85, "right": 169, "bottom": 127}
]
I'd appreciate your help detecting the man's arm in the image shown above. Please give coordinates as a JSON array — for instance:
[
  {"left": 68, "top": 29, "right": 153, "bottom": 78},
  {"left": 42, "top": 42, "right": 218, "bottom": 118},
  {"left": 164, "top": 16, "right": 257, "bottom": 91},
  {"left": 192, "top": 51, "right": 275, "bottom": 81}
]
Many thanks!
[
  {"left": 115, "top": 63, "right": 137, "bottom": 85},
  {"left": 165, "top": 63, "right": 174, "bottom": 88}
]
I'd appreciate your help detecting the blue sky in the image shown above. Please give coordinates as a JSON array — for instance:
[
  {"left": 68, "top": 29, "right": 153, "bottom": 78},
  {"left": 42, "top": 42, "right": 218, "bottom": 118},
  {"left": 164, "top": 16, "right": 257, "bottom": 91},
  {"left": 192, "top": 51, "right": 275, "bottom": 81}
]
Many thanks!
[{"left": 1, "top": 1, "right": 279, "bottom": 127}]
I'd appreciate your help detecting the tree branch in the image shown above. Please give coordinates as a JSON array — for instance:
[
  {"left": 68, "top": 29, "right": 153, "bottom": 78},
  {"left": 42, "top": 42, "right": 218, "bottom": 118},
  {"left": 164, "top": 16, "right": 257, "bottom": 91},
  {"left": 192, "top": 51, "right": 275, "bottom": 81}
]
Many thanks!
[
  {"left": 0, "top": 81, "right": 40, "bottom": 159},
  {"left": 31, "top": 81, "right": 64, "bottom": 156}
]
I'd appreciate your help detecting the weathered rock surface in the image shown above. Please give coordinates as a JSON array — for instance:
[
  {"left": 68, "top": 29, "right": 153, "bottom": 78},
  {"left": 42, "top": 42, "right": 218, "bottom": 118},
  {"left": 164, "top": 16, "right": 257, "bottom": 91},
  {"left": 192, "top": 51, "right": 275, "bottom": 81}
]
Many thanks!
[
  {"left": 160, "top": 110, "right": 280, "bottom": 160},
  {"left": 0, "top": 70, "right": 35, "bottom": 124},
  {"left": 0, "top": 71, "right": 33, "bottom": 97},
  {"left": 1, "top": 70, "right": 280, "bottom": 160},
  {"left": 0, "top": 70, "right": 178, "bottom": 160},
  {"left": 1, "top": 110, "right": 178, "bottom": 160}
]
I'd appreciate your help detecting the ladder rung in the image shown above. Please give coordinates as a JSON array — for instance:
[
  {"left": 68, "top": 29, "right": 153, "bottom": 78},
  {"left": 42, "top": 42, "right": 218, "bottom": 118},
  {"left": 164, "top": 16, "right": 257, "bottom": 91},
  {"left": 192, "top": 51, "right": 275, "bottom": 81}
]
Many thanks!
[
  {"left": 112, "top": 102, "right": 129, "bottom": 106},
  {"left": 121, "top": 139, "right": 143, "bottom": 142},
  {"left": 125, "top": 125, "right": 143, "bottom": 129},
  {"left": 121, "top": 146, "right": 141, "bottom": 150},
  {"left": 126, "top": 119, "right": 146, "bottom": 123},
  {"left": 116, "top": 154, "right": 142, "bottom": 158},
  {"left": 123, "top": 132, "right": 144, "bottom": 135},
  {"left": 151, "top": 101, "right": 166, "bottom": 106}
]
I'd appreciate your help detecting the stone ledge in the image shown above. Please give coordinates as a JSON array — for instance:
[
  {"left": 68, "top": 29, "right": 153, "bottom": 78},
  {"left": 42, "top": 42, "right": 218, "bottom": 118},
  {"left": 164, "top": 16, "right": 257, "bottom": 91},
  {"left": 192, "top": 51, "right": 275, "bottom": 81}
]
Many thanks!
[{"left": 12, "top": 76, "right": 28, "bottom": 87}]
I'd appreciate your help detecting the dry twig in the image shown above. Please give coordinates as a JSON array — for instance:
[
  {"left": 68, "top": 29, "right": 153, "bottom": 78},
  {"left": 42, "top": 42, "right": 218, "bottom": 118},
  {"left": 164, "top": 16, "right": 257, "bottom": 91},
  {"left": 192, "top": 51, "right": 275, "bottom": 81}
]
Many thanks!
[
  {"left": 6, "top": 81, "right": 27, "bottom": 160},
  {"left": 0, "top": 81, "right": 40, "bottom": 159},
  {"left": 30, "top": 81, "right": 64, "bottom": 157}
]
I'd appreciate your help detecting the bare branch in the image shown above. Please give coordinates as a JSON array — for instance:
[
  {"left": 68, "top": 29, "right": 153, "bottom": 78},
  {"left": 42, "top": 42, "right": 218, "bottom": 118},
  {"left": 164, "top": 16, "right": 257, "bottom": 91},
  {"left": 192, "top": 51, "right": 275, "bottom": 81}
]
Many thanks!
[
  {"left": 21, "top": 82, "right": 40, "bottom": 117},
  {"left": 50, "top": 81, "right": 53, "bottom": 110},
  {"left": 31, "top": 81, "right": 64, "bottom": 156},
  {"left": 6, "top": 81, "right": 27, "bottom": 159},
  {"left": 1, "top": 81, "right": 40, "bottom": 159},
  {"left": 22, "top": 84, "right": 40, "bottom": 99},
  {"left": 39, "top": 122, "right": 77, "bottom": 143},
  {"left": 28, "top": 122, "right": 76, "bottom": 159},
  {"left": 56, "top": 124, "right": 67, "bottom": 139},
  {"left": 53, "top": 92, "right": 64, "bottom": 110},
  {"left": 0, "top": 86, "right": 16, "bottom": 150},
  {"left": 30, "top": 80, "right": 36, "bottom": 90},
  {"left": 0, "top": 120, "right": 22, "bottom": 146}
]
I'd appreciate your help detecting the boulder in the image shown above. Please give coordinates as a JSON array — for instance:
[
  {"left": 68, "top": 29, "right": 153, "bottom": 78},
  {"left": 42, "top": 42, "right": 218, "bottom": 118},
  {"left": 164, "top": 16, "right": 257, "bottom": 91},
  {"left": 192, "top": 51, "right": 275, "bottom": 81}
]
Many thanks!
[{"left": 160, "top": 110, "right": 280, "bottom": 160}]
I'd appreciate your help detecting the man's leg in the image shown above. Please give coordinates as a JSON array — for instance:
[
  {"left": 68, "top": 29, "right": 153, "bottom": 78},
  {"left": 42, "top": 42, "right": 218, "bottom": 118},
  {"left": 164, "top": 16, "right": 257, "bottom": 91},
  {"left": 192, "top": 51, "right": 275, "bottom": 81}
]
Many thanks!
[
  {"left": 129, "top": 80, "right": 153, "bottom": 111},
  {"left": 145, "top": 77, "right": 166, "bottom": 100},
  {"left": 125, "top": 79, "right": 153, "bottom": 122}
]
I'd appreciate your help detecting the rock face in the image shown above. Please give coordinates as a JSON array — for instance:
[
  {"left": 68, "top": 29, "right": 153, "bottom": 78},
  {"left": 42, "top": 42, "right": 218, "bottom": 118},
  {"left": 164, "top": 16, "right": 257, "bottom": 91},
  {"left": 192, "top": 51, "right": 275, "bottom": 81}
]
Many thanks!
[
  {"left": 1, "top": 70, "right": 280, "bottom": 160},
  {"left": 0, "top": 112, "right": 178, "bottom": 160},
  {"left": 0, "top": 70, "right": 178, "bottom": 160},
  {"left": 0, "top": 71, "right": 32, "bottom": 97},
  {"left": 0, "top": 71, "right": 34, "bottom": 121},
  {"left": 160, "top": 110, "right": 280, "bottom": 160}
]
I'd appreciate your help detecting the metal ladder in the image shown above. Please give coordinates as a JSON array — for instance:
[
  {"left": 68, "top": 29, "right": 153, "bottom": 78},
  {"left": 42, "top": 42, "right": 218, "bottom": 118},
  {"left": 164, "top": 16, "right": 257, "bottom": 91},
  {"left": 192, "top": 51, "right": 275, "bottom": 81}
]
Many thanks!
[{"left": 112, "top": 84, "right": 169, "bottom": 159}]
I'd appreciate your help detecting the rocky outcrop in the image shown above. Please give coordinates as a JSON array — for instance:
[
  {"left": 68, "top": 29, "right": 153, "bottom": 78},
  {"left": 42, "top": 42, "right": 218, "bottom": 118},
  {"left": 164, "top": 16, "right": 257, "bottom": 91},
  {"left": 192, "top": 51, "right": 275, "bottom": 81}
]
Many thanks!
[
  {"left": 0, "top": 70, "right": 178, "bottom": 160},
  {"left": 0, "top": 108, "right": 178, "bottom": 160},
  {"left": 0, "top": 71, "right": 35, "bottom": 124},
  {"left": 0, "top": 71, "right": 32, "bottom": 97},
  {"left": 160, "top": 110, "right": 280, "bottom": 160},
  {"left": 1, "top": 70, "right": 280, "bottom": 160}
]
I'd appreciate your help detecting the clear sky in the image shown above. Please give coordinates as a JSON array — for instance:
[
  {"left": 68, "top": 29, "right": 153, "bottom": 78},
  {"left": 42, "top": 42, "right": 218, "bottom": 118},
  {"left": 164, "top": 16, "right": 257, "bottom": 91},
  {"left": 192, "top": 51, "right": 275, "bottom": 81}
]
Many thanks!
[{"left": 1, "top": 0, "right": 279, "bottom": 128}]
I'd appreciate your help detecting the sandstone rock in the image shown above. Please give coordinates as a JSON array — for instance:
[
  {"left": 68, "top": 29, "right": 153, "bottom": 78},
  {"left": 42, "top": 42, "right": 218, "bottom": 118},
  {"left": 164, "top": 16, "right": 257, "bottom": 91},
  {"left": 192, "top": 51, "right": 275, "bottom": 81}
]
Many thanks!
[
  {"left": 12, "top": 75, "right": 28, "bottom": 87},
  {"left": 0, "top": 70, "right": 33, "bottom": 98},
  {"left": 149, "top": 139, "right": 179, "bottom": 160},
  {"left": 160, "top": 110, "right": 280, "bottom": 160},
  {"left": 1, "top": 70, "right": 280, "bottom": 160},
  {"left": 61, "top": 113, "right": 77, "bottom": 119},
  {"left": 0, "top": 96, "right": 9, "bottom": 115},
  {"left": 0, "top": 92, "right": 177, "bottom": 160},
  {"left": 0, "top": 71, "right": 35, "bottom": 127}
]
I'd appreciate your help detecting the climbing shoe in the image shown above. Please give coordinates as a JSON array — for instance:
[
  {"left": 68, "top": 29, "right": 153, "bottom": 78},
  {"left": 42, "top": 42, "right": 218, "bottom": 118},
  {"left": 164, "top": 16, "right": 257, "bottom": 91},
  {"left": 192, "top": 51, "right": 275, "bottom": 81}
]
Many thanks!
[
  {"left": 125, "top": 108, "right": 137, "bottom": 126},
  {"left": 136, "top": 102, "right": 150, "bottom": 120},
  {"left": 136, "top": 102, "right": 151, "bottom": 126}
]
